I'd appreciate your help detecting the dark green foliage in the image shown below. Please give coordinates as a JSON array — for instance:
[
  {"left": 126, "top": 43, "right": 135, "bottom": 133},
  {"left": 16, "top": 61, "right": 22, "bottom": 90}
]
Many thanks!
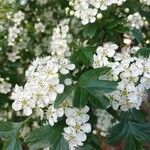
[
  {"left": 72, "top": 67, "right": 117, "bottom": 109},
  {"left": 108, "top": 113, "right": 150, "bottom": 150},
  {"left": 0, "top": 121, "right": 22, "bottom": 150},
  {"left": 54, "top": 85, "right": 75, "bottom": 108},
  {"left": 71, "top": 47, "right": 96, "bottom": 66},
  {"left": 136, "top": 47, "right": 150, "bottom": 58},
  {"left": 25, "top": 122, "right": 69, "bottom": 150}
]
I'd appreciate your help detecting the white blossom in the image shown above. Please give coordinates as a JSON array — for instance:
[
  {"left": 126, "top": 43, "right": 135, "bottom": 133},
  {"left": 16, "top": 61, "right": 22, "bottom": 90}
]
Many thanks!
[
  {"left": 140, "top": 0, "right": 150, "bottom": 5},
  {"left": 0, "top": 77, "right": 11, "bottom": 94},
  {"left": 96, "top": 109, "right": 118, "bottom": 136},
  {"left": 35, "top": 22, "right": 45, "bottom": 33},
  {"left": 69, "top": 0, "right": 126, "bottom": 25},
  {"left": 127, "top": 12, "right": 146, "bottom": 29},
  {"left": 46, "top": 105, "right": 64, "bottom": 126},
  {"left": 12, "top": 11, "right": 25, "bottom": 25},
  {"left": 93, "top": 42, "right": 118, "bottom": 68},
  {"left": 64, "top": 106, "right": 91, "bottom": 150}
]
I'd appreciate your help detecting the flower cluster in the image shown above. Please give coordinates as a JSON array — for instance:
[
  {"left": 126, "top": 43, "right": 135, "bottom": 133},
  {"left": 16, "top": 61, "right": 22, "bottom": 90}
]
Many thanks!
[
  {"left": 67, "top": 0, "right": 126, "bottom": 25},
  {"left": 48, "top": 19, "right": 75, "bottom": 75},
  {"left": 11, "top": 56, "right": 65, "bottom": 116},
  {"left": 0, "top": 76, "right": 11, "bottom": 94},
  {"left": 8, "top": 11, "right": 25, "bottom": 46},
  {"left": 140, "top": 0, "right": 150, "bottom": 5},
  {"left": 35, "top": 22, "right": 46, "bottom": 33},
  {"left": 11, "top": 19, "right": 75, "bottom": 123},
  {"left": 93, "top": 42, "right": 119, "bottom": 68},
  {"left": 93, "top": 43, "right": 149, "bottom": 111},
  {"left": 1, "top": 0, "right": 150, "bottom": 149},
  {"left": 127, "top": 12, "right": 146, "bottom": 29},
  {"left": 63, "top": 106, "right": 91, "bottom": 150},
  {"left": 95, "top": 109, "right": 118, "bottom": 137}
]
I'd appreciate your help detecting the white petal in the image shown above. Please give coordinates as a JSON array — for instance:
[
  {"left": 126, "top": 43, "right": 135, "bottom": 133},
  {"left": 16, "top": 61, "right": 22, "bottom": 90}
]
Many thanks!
[
  {"left": 12, "top": 101, "right": 22, "bottom": 111},
  {"left": 66, "top": 117, "right": 76, "bottom": 126},
  {"left": 76, "top": 132, "right": 87, "bottom": 142},
  {"left": 55, "top": 84, "right": 64, "bottom": 94},
  {"left": 23, "top": 107, "right": 32, "bottom": 116},
  {"left": 49, "top": 91, "right": 57, "bottom": 102},
  {"left": 57, "top": 108, "right": 64, "bottom": 117},
  {"left": 81, "top": 123, "right": 91, "bottom": 133},
  {"left": 48, "top": 118, "right": 54, "bottom": 126},
  {"left": 65, "top": 108, "right": 74, "bottom": 117}
]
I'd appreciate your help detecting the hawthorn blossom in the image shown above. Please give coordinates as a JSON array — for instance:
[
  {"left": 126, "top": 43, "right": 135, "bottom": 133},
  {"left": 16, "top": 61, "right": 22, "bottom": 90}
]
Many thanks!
[
  {"left": 46, "top": 105, "right": 64, "bottom": 126},
  {"left": 96, "top": 109, "right": 118, "bottom": 136},
  {"left": 68, "top": 0, "right": 126, "bottom": 24},
  {"left": 0, "top": 77, "right": 11, "bottom": 94},
  {"left": 63, "top": 106, "right": 91, "bottom": 150},
  {"left": 93, "top": 42, "right": 118, "bottom": 68},
  {"left": 127, "top": 12, "right": 145, "bottom": 29}
]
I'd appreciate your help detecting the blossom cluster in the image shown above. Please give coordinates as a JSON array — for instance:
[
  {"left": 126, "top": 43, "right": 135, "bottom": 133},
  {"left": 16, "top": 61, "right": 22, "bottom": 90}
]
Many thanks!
[
  {"left": 0, "top": 76, "right": 11, "bottom": 94},
  {"left": 67, "top": 0, "right": 126, "bottom": 25},
  {"left": 93, "top": 43, "right": 149, "bottom": 111},
  {"left": 127, "top": 12, "right": 146, "bottom": 29},
  {"left": 95, "top": 109, "right": 118, "bottom": 137},
  {"left": 8, "top": 11, "right": 25, "bottom": 46},
  {"left": 140, "top": 0, "right": 150, "bottom": 5},
  {"left": 1, "top": 0, "right": 150, "bottom": 149},
  {"left": 11, "top": 19, "right": 75, "bottom": 116},
  {"left": 64, "top": 106, "right": 91, "bottom": 150}
]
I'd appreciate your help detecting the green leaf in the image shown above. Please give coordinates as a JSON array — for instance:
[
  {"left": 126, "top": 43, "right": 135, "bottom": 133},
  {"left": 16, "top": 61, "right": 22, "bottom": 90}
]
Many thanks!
[
  {"left": 72, "top": 47, "right": 96, "bottom": 66},
  {"left": 132, "top": 28, "right": 144, "bottom": 44},
  {"left": 113, "top": 25, "right": 129, "bottom": 33},
  {"left": 3, "top": 138, "right": 22, "bottom": 150},
  {"left": 87, "top": 80, "right": 117, "bottom": 95},
  {"left": 25, "top": 125, "right": 52, "bottom": 150},
  {"left": 25, "top": 122, "right": 68, "bottom": 150},
  {"left": 73, "top": 68, "right": 114, "bottom": 109},
  {"left": 108, "top": 121, "right": 128, "bottom": 144},
  {"left": 82, "top": 23, "right": 99, "bottom": 38},
  {"left": 135, "top": 47, "right": 150, "bottom": 58},
  {"left": 124, "top": 134, "right": 142, "bottom": 150},
  {"left": 73, "top": 85, "right": 88, "bottom": 108},
  {"left": 52, "top": 137, "right": 69, "bottom": 150},
  {"left": 79, "top": 67, "right": 111, "bottom": 86},
  {"left": 0, "top": 121, "right": 22, "bottom": 139},
  {"left": 89, "top": 94, "right": 110, "bottom": 109},
  {"left": 105, "top": 20, "right": 119, "bottom": 30},
  {"left": 54, "top": 85, "right": 75, "bottom": 108},
  {"left": 77, "top": 144, "right": 97, "bottom": 150},
  {"left": 87, "top": 80, "right": 117, "bottom": 108},
  {"left": 0, "top": 121, "right": 22, "bottom": 150},
  {"left": 77, "top": 134, "right": 101, "bottom": 150},
  {"left": 108, "top": 117, "right": 150, "bottom": 149}
]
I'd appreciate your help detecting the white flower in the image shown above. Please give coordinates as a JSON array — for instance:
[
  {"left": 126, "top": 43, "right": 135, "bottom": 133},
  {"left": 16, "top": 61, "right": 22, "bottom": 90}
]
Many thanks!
[
  {"left": 46, "top": 105, "right": 64, "bottom": 126},
  {"left": 0, "top": 77, "right": 11, "bottom": 94},
  {"left": 35, "top": 22, "right": 45, "bottom": 33},
  {"left": 93, "top": 42, "right": 118, "bottom": 68},
  {"left": 96, "top": 109, "right": 118, "bottom": 136},
  {"left": 108, "top": 80, "right": 144, "bottom": 111},
  {"left": 63, "top": 106, "right": 91, "bottom": 149},
  {"left": 64, "top": 78, "right": 72, "bottom": 86},
  {"left": 140, "top": 0, "right": 150, "bottom": 5},
  {"left": 12, "top": 11, "right": 25, "bottom": 25},
  {"left": 7, "top": 51, "right": 20, "bottom": 62},
  {"left": 48, "top": 20, "right": 71, "bottom": 56},
  {"left": 127, "top": 12, "right": 145, "bottom": 29},
  {"left": 20, "top": 0, "right": 28, "bottom": 5},
  {"left": 8, "top": 26, "right": 23, "bottom": 46},
  {"left": 11, "top": 85, "right": 35, "bottom": 116},
  {"left": 69, "top": 0, "right": 126, "bottom": 24}
]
